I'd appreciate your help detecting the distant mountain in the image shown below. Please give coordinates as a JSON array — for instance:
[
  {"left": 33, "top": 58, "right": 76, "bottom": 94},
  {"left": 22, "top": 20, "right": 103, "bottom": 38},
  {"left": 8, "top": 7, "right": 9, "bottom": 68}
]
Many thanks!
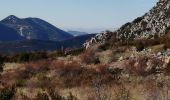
[
  {"left": 1, "top": 15, "right": 73, "bottom": 41},
  {"left": 60, "top": 34, "right": 96, "bottom": 48},
  {"left": 67, "top": 31, "right": 88, "bottom": 36},
  {"left": 0, "top": 15, "right": 95, "bottom": 54},
  {"left": 0, "top": 23, "right": 25, "bottom": 41}
]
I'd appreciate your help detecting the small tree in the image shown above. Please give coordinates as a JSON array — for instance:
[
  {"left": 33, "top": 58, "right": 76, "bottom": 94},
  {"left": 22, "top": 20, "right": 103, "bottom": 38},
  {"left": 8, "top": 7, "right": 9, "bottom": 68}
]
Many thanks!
[
  {"left": 165, "top": 61, "right": 170, "bottom": 75},
  {"left": 136, "top": 41, "right": 144, "bottom": 51},
  {"left": 0, "top": 56, "right": 4, "bottom": 73}
]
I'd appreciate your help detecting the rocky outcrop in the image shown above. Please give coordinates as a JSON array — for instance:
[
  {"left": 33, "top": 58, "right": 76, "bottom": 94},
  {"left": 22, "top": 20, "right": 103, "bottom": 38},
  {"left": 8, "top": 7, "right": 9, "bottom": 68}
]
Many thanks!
[
  {"left": 84, "top": 0, "right": 170, "bottom": 49},
  {"left": 83, "top": 32, "right": 111, "bottom": 49}
]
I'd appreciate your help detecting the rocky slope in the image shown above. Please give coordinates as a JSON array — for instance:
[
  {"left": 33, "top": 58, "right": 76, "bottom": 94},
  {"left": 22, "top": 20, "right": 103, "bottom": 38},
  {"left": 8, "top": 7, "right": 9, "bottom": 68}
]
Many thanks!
[{"left": 84, "top": 0, "right": 170, "bottom": 48}]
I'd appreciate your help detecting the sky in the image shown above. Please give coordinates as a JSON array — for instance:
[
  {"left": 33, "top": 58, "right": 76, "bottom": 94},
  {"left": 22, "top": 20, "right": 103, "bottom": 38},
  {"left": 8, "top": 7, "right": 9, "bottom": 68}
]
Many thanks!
[{"left": 0, "top": 0, "right": 158, "bottom": 33}]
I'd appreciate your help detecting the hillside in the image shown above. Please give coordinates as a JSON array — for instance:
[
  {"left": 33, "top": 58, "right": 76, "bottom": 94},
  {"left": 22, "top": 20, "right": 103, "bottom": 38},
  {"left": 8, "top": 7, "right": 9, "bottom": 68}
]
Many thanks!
[
  {"left": 84, "top": 0, "right": 170, "bottom": 48},
  {"left": 0, "top": 23, "right": 25, "bottom": 41}
]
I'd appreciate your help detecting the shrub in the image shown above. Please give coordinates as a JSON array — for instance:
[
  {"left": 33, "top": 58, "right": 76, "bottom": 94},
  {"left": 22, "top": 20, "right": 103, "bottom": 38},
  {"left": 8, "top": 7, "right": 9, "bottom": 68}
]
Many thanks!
[
  {"left": 114, "top": 85, "right": 132, "bottom": 100},
  {"left": 165, "top": 61, "right": 170, "bottom": 75},
  {"left": 93, "top": 80, "right": 112, "bottom": 100},
  {"left": 6, "top": 52, "right": 48, "bottom": 63},
  {"left": 96, "top": 65, "right": 121, "bottom": 84},
  {"left": 56, "top": 61, "right": 86, "bottom": 87},
  {"left": 0, "top": 85, "right": 16, "bottom": 100},
  {"left": 81, "top": 48, "right": 100, "bottom": 64},
  {"left": 134, "top": 38, "right": 160, "bottom": 51},
  {"left": 125, "top": 56, "right": 148, "bottom": 76},
  {"left": 54, "top": 61, "right": 119, "bottom": 87},
  {"left": 66, "top": 92, "right": 78, "bottom": 100},
  {"left": 98, "top": 42, "right": 112, "bottom": 51},
  {"left": 125, "top": 56, "right": 163, "bottom": 76},
  {"left": 46, "top": 87, "right": 66, "bottom": 100},
  {"left": 36, "top": 92, "right": 49, "bottom": 100},
  {"left": 15, "top": 79, "right": 27, "bottom": 87},
  {"left": 36, "top": 91, "right": 77, "bottom": 100},
  {"left": 144, "top": 80, "right": 163, "bottom": 100},
  {"left": 57, "top": 61, "right": 83, "bottom": 77},
  {"left": 163, "top": 43, "right": 170, "bottom": 50},
  {"left": 64, "top": 48, "right": 84, "bottom": 56},
  {"left": 135, "top": 40, "right": 145, "bottom": 51},
  {"left": 133, "top": 17, "right": 143, "bottom": 23},
  {"left": 53, "top": 61, "right": 113, "bottom": 87},
  {"left": 0, "top": 55, "right": 4, "bottom": 73},
  {"left": 37, "top": 74, "right": 52, "bottom": 89},
  {"left": 15, "top": 60, "right": 50, "bottom": 80}
]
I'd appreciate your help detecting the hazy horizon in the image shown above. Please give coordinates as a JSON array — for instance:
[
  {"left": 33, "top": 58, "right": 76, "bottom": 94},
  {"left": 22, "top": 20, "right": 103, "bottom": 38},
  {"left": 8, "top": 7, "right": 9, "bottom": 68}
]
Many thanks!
[{"left": 0, "top": 0, "right": 158, "bottom": 33}]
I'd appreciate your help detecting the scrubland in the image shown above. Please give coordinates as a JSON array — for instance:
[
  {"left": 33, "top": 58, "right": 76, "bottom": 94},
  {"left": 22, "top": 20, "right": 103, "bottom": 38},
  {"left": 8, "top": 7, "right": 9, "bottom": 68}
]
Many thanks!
[{"left": 1, "top": 34, "right": 170, "bottom": 100}]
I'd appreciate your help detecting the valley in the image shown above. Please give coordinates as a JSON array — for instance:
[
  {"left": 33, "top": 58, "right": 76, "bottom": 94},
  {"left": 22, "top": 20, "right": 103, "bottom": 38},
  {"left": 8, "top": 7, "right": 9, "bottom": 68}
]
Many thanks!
[{"left": 0, "top": 0, "right": 170, "bottom": 100}]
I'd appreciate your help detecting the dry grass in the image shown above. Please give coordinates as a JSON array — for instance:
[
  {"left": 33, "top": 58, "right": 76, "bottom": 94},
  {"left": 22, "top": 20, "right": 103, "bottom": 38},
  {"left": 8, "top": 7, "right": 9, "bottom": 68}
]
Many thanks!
[{"left": 1, "top": 43, "right": 170, "bottom": 100}]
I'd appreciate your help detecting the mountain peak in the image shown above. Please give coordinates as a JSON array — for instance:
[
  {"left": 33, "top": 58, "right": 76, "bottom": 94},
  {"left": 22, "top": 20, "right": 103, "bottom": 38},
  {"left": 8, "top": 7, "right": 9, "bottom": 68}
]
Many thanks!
[
  {"left": 6, "top": 15, "right": 19, "bottom": 19},
  {"left": 1, "top": 15, "right": 21, "bottom": 24}
]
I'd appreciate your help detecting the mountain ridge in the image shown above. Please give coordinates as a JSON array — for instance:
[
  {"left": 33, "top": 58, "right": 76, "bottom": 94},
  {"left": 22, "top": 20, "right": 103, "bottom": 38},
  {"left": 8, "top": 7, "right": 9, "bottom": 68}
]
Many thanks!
[{"left": 67, "top": 30, "right": 89, "bottom": 36}]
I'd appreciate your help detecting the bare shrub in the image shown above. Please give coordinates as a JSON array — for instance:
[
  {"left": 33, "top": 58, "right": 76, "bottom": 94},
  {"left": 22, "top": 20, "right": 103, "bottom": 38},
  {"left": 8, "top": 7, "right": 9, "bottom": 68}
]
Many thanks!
[
  {"left": 80, "top": 47, "right": 100, "bottom": 64},
  {"left": 0, "top": 85, "right": 16, "bottom": 100},
  {"left": 36, "top": 92, "right": 49, "bottom": 100},
  {"left": 0, "top": 56, "right": 4, "bottom": 73},
  {"left": 36, "top": 87, "right": 78, "bottom": 100},
  {"left": 114, "top": 85, "right": 132, "bottom": 100},
  {"left": 16, "top": 60, "right": 51, "bottom": 79},
  {"left": 165, "top": 61, "right": 170, "bottom": 75},
  {"left": 133, "top": 38, "right": 160, "bottom": 51},
  {"left": 96, "top": 65, "right": 121, "bottom": 83},
  {"left": 93, "top": 80, "right": 112, "bottom": 100},
  {"left": 52, "top": 61, "right": 116, "bottom": 87},
  {"left": 125, "top": 56, "right": 148, "bottom": 76},
  {"left": 54, "top": 62, "right": 120, "bottom": 88},
  {"left": 144, "top": 79, "right": 163, "bottom": 100},
  {"left": 55, "top": 61, "right": 93, "bottom": 87},
  {"left": 56, "top": 61, "right": 82, "bottom": 77},
  {"left": 125, "top": 56, "right": 163, "bottom": 76},
  {"left": 15, "top": 79, "right": 27, "bottom": 87}
]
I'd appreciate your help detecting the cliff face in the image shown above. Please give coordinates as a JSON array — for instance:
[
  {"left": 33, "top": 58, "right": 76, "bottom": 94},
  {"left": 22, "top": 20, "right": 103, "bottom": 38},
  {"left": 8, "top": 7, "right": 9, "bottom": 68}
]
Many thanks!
[{"left": 84, "top": 0, "right": 170, "bottom": 49}]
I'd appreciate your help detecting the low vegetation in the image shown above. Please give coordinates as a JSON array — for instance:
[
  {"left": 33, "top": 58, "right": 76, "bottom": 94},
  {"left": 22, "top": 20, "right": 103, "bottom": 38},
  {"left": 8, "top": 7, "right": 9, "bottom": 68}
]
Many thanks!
[{"left": 1, "top": 32, "right": 170, "bottom": 100}]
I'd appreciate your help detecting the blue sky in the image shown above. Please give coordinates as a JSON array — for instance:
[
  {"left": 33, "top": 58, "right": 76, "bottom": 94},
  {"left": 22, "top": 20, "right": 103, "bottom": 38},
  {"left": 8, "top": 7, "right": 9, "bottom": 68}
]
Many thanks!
[{"left": 0, "top": 0, "right": 158, "bottom": 32}]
